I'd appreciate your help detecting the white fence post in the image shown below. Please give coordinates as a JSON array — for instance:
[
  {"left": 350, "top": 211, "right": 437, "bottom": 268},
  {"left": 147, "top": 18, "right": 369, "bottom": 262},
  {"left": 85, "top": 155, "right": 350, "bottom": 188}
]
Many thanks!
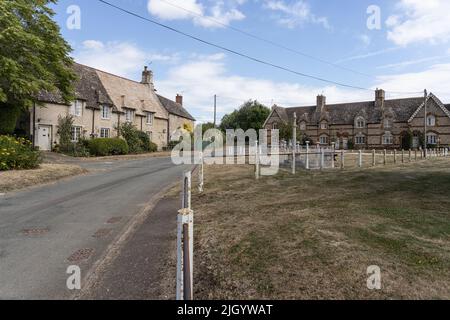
[
  {"left": 305, "top": 141, "right": 310, "bottom": 170},
  {"left": 198, "top": 152, "right": 204, "bottom": 193},
  {"left": 383, "top": 149, "right": 387, "bottom": 165},
  {"left": 320, "top": 148, "right": 324, "bottom": 170},
  {"left": 394, "top": 149, "right": 397, "bottom": 164},
  {"left": 372, "top": 150, "right": 376, "bottom": 167},
  {"left": 358, "top": 150, "right": 363, "bottom": 168},
  {"left": 177, "top": 171, "right": 194, "bottom": 300},
  {"left": 341, "top": 150, "right": 345, "bottom": 169},
  {"left": 255, "top": 141, "right": 260, "bottom": 180},
  {"left": 331, "top": 143, "right": 335, "bottom": 169}
]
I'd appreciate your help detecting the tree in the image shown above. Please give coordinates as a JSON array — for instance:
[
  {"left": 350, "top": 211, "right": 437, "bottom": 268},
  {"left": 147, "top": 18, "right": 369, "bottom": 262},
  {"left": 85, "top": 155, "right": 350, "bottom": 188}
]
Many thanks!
[
  {"left": 197, "top": 122, "right": 216, "bottom": 135},
  {"left": 219, "top": 100, "right": 270, "bottom": 132},
  {"left": 57, "top": 114, "right": 74, "bottom": 152},
  {"left": 0, "top": 0, "right": 76, "bottom": 134}
]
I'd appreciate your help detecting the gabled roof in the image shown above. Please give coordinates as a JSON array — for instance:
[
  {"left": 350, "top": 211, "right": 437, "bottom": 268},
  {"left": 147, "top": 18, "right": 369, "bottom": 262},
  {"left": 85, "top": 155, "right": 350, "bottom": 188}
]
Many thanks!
[
  {"left": 37, "top": 63, "right": 114, "bottom": 109},
  {"left": 407, "top": 93, "right": 450, "bottom": 123},
  {"left": 157, "top": 94, "right": 196, "bottom": 121},
  {"left": 281, "top": 97, "right": 425, "bottom": 125},
  {"left": 93, "top": 65, "right": 168, "bottom": 119}
]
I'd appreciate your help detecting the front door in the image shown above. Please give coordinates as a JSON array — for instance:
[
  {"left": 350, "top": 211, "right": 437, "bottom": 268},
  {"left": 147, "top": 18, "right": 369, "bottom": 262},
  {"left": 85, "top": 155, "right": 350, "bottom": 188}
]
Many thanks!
[
  {"left": 37, "top": 125, "right": 51, "bottom": 151},
  {"left": 342, "top": 138, "right": 348, "bottom": 150}
]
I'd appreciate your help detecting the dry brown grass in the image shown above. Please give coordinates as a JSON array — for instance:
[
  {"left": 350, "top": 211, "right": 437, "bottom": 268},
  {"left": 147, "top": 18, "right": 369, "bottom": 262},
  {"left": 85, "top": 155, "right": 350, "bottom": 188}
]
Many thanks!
[
  {"left": 0, "top": 164, "right": 87, "bottom": 192},
  {"left": 191, "top": 158, "right": 450, "bottom": 300}
]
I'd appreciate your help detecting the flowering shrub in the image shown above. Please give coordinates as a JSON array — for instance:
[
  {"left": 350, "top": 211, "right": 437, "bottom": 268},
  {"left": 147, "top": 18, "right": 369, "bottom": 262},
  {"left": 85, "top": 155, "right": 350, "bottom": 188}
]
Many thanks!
[{"left": 0, "top": 136, "right": 42, "bottom": 171}]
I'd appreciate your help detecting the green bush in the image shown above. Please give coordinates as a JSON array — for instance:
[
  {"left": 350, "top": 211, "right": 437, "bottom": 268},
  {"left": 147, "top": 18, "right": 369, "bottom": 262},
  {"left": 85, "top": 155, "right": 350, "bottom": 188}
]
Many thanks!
[
  {"left": 136, "top": 131, "right": 157, "bottom": 152},
  {"left": 119, "top": 123, "right": 142, "bottom": 153},
  {"left": 87, "top": 138, "right": 129, "bottom": 156},
  {"left": 119, "top": 123, "right": 157, "bottom": 153},
  {"left": 0, "top": 136, "right": 42, "bottom": 170}
]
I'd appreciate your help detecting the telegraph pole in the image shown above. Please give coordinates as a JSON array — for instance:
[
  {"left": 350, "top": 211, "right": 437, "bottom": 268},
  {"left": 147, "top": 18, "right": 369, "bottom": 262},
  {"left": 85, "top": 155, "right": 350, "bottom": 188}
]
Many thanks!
[{"left": 424, "top": 89, "right": 428, "bottom": 158}]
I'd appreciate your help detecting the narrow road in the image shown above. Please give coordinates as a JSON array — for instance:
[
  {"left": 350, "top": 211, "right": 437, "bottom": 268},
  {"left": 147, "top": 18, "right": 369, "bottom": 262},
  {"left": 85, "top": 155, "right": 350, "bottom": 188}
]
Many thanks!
[{"left": 0, "top": 157, "right": 190, "bottom": 299}]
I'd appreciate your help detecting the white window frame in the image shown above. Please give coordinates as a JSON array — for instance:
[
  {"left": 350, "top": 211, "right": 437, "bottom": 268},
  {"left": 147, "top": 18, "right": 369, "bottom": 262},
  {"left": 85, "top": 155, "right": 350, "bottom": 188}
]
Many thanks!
[
  {"left": 319, "top": 135, "right": 328, "bottom": 144},
  {"left": 100, "top": 128, "right": 110, "bottom": 138},
  {"left": 320, "top": 122, "right": 328, "bottom": 130},
  {"left": 355, "top": 117, "right": 365, "bottom": 129},
  {"left": 382, "top": 132, "right": 393, "bottom": 145},
  {"left": 272, "top": 122, "right": 278, "bottom": 130},
  {"left": 427, "top": 115, "right": 436, "bottom": 127},
  {"left": 71, "top": 126, "right": 82, "bottom": 142},
  {"left": 70, "top": 100, "right": 83, "bottom": 117},
  {"left": 427, "top": 133, "right": 437, "bottom": 145},
  {"left": 355, "top": 135, "right": 366, "bottom": 145},
  {"left": 384, "top": 118, "right": 392, "bottom": 129},
  {"left": 125, "top": 109, "right": 135, "bottom": 122},
  {"left": 146, "top": 131, "right": 153, "bottom": 141},
  {"left": 146, "top": 112, "right": 154, "bottom": 125},
  {"left": 101, "top": 105, "right": 111, "bottom": 120}
]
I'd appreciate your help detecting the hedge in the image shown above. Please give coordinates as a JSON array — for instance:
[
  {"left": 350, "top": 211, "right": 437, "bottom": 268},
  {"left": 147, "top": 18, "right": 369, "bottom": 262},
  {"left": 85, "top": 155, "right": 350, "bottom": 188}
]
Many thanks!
[
  {"left": 0, "top": 136, "right": 42, "bottom": 170},
  {"left": 87, "top": 138, "right": 129, "bottom": 156}
]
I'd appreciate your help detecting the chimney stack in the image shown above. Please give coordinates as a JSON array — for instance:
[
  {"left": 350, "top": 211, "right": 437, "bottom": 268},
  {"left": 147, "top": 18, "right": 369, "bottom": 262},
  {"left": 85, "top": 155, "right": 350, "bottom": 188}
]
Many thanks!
[
  {"left": 176, "top": 94, "right": 183, "bottom": 106},
  {"left": 316, "top": 94, "right": 326, "bottom": 113},
  {"left": 141, "top": 66, "right": 153, "bottom": 86},
  {"left": 375, "top": 88, "right": 385, "bottom": 109}
]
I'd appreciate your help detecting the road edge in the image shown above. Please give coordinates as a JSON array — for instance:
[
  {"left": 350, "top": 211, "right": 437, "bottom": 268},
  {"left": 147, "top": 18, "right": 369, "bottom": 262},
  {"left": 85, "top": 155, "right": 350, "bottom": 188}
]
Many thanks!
[{"left": 73, "top": 179, "right": 181, "bottom": 300}]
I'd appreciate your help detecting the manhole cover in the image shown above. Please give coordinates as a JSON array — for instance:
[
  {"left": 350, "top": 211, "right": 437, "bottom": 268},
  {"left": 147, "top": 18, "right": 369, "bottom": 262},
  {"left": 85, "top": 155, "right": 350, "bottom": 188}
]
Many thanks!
[
  {"left": 67, "top": 248, "right": 94, "bottom": 262},
  {"left": 22, "top": 228, "right": 49, "bottom": 236},
  {"left": 92, "top": 228, "right": 113, "bottom": 238},
  {"left": 107, "top": 217, "right": 122, "bottom": 224}
]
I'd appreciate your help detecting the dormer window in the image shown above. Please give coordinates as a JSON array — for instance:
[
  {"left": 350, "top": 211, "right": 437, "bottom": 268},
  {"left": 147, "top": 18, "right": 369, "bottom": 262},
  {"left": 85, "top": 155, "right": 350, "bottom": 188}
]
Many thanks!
[
  {"left": 299, "top": 122, "right": 306, "bottom": 130},
  {"left": 355, "top": 117, "right": 365, "bottom": 129},
  {"left": 146, "top": 112, "right": 154, "bottom": 125},
  {"left": 101, "top": 105, "right": 110, "bottom": 120},
  {"left": 427, "top": 115, "right": 436, "bottom": 127},
  {"left": 320, "top": 121, "right": 328, "bottom": 130},
  {"left": 70, "top": 100, "right": 83, "bottom": 117},
  {"left": 272, "top": 123, "right": 278, "bottom": 130},
  {"left": 125, "top": 109, "right": 135, "bottom": 122}
]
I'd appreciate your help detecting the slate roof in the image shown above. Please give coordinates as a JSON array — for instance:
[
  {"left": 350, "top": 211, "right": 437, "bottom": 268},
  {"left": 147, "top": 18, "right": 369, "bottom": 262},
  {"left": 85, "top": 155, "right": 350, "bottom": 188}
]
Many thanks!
[
  {"left": 157, "top": 94, "right": 196, "bottom": 121},
  {"left": 279, "top": 97, "right": 425, "bottom": 125},
  {"left": 37, "top": 63, "right": 114, "bottom": 110}
]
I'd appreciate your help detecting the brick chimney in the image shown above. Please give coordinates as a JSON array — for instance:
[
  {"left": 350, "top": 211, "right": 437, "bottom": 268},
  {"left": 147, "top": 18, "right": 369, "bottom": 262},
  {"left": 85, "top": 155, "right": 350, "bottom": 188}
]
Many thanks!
[
  {"left": 375, "top": 88, "right": 385, "bottom": 109},
  {"left": 176, "top": 94, "right": 183, "bottom": 106},
  {"left": 316, "top": 94, "right": 326, "bottom": 113},
  {"left": 141, "top": 66, "right": 153, "bottom": 86}
]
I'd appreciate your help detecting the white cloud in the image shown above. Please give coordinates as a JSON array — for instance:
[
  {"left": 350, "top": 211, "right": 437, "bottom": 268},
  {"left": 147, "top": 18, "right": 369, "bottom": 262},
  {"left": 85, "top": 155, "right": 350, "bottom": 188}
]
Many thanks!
[
  {"left": 375, "top": 63, "right": 450, "bottom": 101},
  {"left": 155, "top": 53, "right": 371, "bottom": 123},
  {"left": 376, "top": 55, "right": 450, "bottom": 70},
  {"left": 147, "top": 0, "right": 246, "bottom": 29},
  {"left": 386, "top": 0, "right": 450, "bottom": 46},
  {"left": 74, "top": 40, "right": 179, "bottom": 79},
  {"left": 263, "top": 0, "right": 330, "bottom": 29}
]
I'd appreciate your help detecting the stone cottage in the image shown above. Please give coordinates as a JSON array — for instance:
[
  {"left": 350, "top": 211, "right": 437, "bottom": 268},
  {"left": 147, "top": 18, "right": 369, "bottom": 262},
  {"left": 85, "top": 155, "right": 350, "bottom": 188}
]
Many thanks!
[
  {"left": 31, "top": 63, "right": 195, "bottom": 151},
  {"left": 263, "top": 89, "right": 450, "bottom": 149}
]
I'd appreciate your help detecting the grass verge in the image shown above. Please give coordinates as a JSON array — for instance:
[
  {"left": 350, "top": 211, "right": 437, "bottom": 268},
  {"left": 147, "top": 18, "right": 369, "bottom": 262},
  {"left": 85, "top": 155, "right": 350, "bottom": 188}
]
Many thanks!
[{"left": 191, "top": 158, "right": 450, "bottom": 299}]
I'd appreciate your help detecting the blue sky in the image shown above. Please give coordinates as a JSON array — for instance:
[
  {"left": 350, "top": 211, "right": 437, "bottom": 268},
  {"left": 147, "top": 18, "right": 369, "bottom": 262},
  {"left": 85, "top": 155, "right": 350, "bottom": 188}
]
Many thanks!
[{"left": 53, "top": 0, "right": 450, "bottom": 122}]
